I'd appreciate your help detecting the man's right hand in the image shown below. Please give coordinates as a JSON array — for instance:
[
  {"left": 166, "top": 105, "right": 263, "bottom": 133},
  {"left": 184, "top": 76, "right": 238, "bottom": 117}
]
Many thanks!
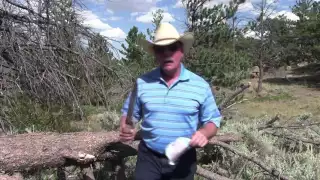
[
  {"left": 119, "top": 115, "right": 136, "bottom": 142},
  {"left": 120, "top": 125, "right": 136, "bottom": 142}
]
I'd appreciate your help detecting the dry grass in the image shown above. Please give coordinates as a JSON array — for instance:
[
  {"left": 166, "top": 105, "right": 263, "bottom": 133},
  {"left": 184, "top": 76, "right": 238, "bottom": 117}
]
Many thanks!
[
  {"left": 201, "top": 77, "right": 320, "bottom": 179},
  {"left": 216, "top": 116, "right": 320, "bottom": 180},
  {"left": 230, "top": 78, "right": 320, "bottom": 120},
  {"left": 44, "top": 75, "right": 320, "bottom": 180}
]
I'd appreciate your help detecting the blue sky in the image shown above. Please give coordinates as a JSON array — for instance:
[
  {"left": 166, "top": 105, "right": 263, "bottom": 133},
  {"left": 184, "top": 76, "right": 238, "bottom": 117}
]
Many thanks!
[{"left": 78, "top": 0, "right": 302, "bottom": 59}]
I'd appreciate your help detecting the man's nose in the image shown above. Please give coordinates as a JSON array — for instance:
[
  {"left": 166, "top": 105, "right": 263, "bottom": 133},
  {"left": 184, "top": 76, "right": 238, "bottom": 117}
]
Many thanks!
[{"left": 163, "top": 48, "right": 172, "bottom": 56}]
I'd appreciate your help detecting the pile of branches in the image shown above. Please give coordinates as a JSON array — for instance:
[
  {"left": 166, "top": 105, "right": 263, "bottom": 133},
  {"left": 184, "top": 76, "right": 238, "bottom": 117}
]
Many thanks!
[
  {"left": 0, "top": 0, "right": 132, "bottom": 125},
  {"left": 1, "top": 81, "right": 319, "bottom": 180},
  {"left": 0, "top": 83, "right": 285, "bottom": 180}
]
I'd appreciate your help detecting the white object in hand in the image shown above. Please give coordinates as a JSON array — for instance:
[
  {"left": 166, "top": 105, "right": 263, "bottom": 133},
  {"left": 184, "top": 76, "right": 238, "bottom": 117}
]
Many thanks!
[{"left": 165, "top": 137, "right": 191, "bottom": 165}]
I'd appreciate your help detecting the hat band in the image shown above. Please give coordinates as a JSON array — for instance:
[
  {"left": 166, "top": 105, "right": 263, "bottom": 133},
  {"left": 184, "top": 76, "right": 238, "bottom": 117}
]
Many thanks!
[{"left": 154, "top": 37, "right": 178, "bottom": 43}]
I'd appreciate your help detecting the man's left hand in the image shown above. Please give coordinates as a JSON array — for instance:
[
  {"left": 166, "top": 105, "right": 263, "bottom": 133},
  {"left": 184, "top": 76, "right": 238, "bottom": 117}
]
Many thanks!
[{"left": 189, "top": 131, "right": 208, "bottom": 148}]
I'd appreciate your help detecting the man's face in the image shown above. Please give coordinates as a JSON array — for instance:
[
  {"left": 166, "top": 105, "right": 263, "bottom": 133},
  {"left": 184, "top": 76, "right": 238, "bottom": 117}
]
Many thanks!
[{"left": 153, "top": 42, "right": 184, "bottom": 74}]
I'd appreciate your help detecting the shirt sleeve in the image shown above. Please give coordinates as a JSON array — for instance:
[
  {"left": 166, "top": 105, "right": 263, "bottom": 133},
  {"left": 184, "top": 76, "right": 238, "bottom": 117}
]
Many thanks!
[
  {"left": 199, "top": 86, "right": 222, "bottom": 128},
  {"left": 120, "top": 83, "right": 142, "bottom": 123}
]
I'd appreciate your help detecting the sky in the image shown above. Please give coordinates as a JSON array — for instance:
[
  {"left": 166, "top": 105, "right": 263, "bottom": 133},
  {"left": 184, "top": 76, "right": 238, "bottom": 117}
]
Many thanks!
[{"left": 77, "top": 0, "right": 302, "bottom": 59}]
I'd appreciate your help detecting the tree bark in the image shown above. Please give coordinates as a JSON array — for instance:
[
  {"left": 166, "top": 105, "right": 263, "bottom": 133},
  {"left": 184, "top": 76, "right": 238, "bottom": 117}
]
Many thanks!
[
  {"left": 0, "top": 131, "right": 138, "bottom": 172},
  {"left": 0, "top": 173, "right": 23, "bottom": 180},
  {"left": 196, "top": 165, "right": 233, "bottom": 180},
  {"left": 0, "top": 131, "right": 241, "bottom": 173}
]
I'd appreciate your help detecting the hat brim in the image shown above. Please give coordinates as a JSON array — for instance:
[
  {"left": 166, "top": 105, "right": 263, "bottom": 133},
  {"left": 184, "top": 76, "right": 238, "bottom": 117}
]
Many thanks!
[{"left": 138, "top": 32, "right": 194, "bottom": 55}]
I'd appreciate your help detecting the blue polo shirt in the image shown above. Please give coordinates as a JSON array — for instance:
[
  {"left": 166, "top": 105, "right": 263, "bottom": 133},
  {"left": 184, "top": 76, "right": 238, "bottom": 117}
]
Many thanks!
[{"left": 121, "top": 63, "right": 222, "bottom": 154}]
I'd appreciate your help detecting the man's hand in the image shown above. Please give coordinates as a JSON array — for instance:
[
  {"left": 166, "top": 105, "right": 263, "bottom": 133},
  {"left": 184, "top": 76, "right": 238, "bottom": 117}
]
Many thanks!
[
  {"left": 119, "top": 115, "right": 136, "bottom": 142},
  {"left": 119, "top": 124, "right": 136, "bottom": 142},
  {"left": 189, "top": 122, "right": 218, "bottom": 148},
  {"left": 189, "top": 131, "right": 208, "bottom": 148}
]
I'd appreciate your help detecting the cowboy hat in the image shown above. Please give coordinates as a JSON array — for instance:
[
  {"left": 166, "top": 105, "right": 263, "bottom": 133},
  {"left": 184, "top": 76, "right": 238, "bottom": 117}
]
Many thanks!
[{"left": 138, "top": 22, "right": 194, "bottom": 55}]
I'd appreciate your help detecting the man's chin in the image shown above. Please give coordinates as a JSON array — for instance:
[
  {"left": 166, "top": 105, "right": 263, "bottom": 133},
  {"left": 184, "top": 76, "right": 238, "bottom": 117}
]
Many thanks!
[{"left": 161, "top": 66, "right": 174, "bottom": 73}]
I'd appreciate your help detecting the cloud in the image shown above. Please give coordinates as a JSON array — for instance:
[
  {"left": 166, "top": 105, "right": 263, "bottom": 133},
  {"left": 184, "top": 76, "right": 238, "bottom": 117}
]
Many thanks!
[
  {"left": 243, "top": 29, "right": 269, "bottom": 39},
  {"left": 106, "top": 9, "right": 114, "bottom": 14},
  {"left": 135, "top": 7, "right": 175, "bottom": 23},
  {"left": 270, "top": 10, "right": 299, "bottom": 21},
  {"left": 203, "top": 0, "right": 233, "bottom": 8},
  {"left": 104, "top": 0, "right": 161, "bottom": 12},
  {"left": 130, "top": 12, "right": 139, "bottom": 16},
  {"left": 173, "top": 1, "right": 184, "bottom": 8},
  {"left": 77, "top": 10, "right": 126, "bottom": 40},
  {"left": 173, "top": 0, "right": 231, "bottom": 8},
  {"left": 106, "top": 16, "right": 123, "bottom": 21},
  {"left": 100, "top": 28, "right": 126, "bottom": 39},
  {"left": 238, "top": 1, "right": 254, "bottom": 12}
]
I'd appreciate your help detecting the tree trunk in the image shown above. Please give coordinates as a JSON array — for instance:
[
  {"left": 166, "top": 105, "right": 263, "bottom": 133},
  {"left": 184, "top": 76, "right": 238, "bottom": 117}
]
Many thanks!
[
  {"left": 257, "top": 58, "right": 263, "bottom": 93},
  {"left": 0, "top": 131, "right": 138, "bottom": 172},
  {"left": 0, "top": 131, "right": 241, "bottom": 173}
]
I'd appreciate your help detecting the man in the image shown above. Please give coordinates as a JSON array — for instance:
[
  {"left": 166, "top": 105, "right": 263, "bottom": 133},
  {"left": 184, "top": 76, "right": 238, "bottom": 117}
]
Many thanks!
[{"left": 119, "top": 23, "right": 222, "bottom": 180}]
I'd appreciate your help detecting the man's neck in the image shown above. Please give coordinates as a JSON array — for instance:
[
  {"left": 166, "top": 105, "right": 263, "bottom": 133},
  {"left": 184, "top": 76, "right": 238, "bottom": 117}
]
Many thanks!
[{"left": 161, "top": 66, "right": 181, "bottom": 85}]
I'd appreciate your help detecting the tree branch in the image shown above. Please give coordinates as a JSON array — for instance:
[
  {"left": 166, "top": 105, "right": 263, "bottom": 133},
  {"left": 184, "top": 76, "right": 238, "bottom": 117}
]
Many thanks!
[
  {"left": 196, "top": 165, "right": 233, "bottom": 180},
  {"left": 211, "top": 140, "right": 290, "bottom": 180},
  {"left": 219, "top": 82, "right": 251, "bottom": 111}
]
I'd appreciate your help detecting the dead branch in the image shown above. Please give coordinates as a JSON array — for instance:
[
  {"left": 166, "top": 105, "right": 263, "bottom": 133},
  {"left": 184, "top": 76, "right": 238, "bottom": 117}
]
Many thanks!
[
  {"left": 263, "top": 131, "right": 320, "bottom": 146},
  {"left": 219, "top": 82, "right": 251, "bottom": 111},
  {"left": 1, "top": 0, "right": 132, "bottom": 128},
  {"left": 210, "top": 140, "right": 290, "bottom": 180},
  {"left": 210, "top": 133, "right": 243, "bottom": 143},
  {"left": 257, "top": 114, "right": 280, "bottom": 130},
  {"left": 202, "top": 163, "right": 230, "bottom": 177},
  {"left": 196, "top": 165, "right": 233, "bottom": 180}
]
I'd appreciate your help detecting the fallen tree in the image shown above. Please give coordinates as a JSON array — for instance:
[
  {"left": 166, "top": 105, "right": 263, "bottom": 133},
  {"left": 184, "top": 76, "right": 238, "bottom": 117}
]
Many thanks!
[
  {"left": 0, "top": 131, "right": 242, "bottom": 180},
  {"left": 0, "top": 174, "right": 23, "bottom": 180}
]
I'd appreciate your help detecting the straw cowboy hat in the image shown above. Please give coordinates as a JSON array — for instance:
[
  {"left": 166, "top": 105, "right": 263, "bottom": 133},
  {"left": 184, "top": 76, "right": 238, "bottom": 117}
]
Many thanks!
[{"left": 138, "top": 22, "right": 194, "bottom": 55}]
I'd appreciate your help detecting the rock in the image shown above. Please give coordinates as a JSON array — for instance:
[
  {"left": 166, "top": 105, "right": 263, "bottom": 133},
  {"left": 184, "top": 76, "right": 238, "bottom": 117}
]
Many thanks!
[
  {"left": 297, "top": 61, "right": 308, "bottom": 67},
  {"left": 286, "top": 66, "right": 292, "bottom": 71},
  {"left": 250, "top": 66, "right": 260, "bottom": 79},
  {"left": 251, "top": 66, "right": 259, "bottom": 73}
]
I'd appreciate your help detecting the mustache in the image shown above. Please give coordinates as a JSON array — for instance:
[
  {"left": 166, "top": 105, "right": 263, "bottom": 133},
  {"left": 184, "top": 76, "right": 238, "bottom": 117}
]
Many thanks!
[{"left": 163, "top": 58, "right": 174, "bottom": 62}]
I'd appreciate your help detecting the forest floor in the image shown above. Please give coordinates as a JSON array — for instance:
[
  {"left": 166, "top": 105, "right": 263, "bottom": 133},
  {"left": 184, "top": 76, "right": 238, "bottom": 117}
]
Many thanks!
[
  {"left": 228, "top": 63, "right": 320, "bottom": 122},
  {"left": 208, "top": 63, "right": 320, "bottom": 180},
  {"left": 68, "top": 63, "right": 320, "bottom": 180}
]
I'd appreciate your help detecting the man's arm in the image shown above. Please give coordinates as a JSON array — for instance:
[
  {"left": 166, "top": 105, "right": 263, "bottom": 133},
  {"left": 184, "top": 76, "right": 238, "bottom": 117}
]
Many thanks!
[
  {"left": 198, "top": 122, "right": 218, "bottom": 140},
  {"left": 190, "top": 85, "right": 222, "bottom": 147},
  {"left": 198, "top": 86, "right": 222, "bottom": 139},
  {"left": 120, "top": 86, "right": 142, "bottom": 125},
  {"left": 119, "top": 85, "right": 142, "bottom": 141}
]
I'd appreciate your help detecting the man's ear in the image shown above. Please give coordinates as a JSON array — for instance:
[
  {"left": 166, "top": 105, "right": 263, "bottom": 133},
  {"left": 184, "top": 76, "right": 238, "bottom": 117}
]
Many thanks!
[{"left": 179, "top": 41, "right": 184, "bottom": 53}]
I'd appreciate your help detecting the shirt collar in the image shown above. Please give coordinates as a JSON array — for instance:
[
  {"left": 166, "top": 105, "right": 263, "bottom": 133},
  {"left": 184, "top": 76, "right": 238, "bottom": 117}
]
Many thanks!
[{"left": 151, "top": 63, "right": 190, "bottom": 81}]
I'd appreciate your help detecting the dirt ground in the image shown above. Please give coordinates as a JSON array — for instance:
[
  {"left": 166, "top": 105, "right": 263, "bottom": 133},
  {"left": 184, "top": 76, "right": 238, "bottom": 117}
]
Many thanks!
[{"left": 226, "top": 63, "right": 320, "bottom": 122}]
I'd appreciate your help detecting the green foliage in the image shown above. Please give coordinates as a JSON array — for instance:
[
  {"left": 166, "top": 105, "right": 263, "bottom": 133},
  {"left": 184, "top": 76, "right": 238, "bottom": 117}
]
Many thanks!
[
  {"left": 186, "top": 0, "right": 244, "bottom": 47},
  {"left": 254, "top": 92, "right": 295, "bottom": 102},
  {"left": 119, "top": 26, "right": 147, "bottom": 63},
  {"left": 183, "top": 0, "right": 252, "bottom": 87},
  {"left": 146, "top": 9, "right": 165, "bottom": 41},
  {"left": 3, "top": 93, "right": 80, "bottom": 133},
  {"left": 119, "top": 10, "right": 166, "bottom": 79},
  {"left": 291, "top": 0, "right": 320, "bottom": 63},
  {"left": 186, "top": 47, "right": 252, "bottom": 87}
]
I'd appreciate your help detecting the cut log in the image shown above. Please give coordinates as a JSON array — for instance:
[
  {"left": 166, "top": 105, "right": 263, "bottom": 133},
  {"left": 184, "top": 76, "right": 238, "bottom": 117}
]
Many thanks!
[
  {"left": 0, "top": 173, "right": 23, "bottom": 180},
  {"left": 0, "top": 131, "right": 138, "bottom": 172},
  {"left": 0, "top": 131, "right": 241, "bottom": 173},
  {"left": 196, "top": 165, "right": 233, "bottom": 180}
]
